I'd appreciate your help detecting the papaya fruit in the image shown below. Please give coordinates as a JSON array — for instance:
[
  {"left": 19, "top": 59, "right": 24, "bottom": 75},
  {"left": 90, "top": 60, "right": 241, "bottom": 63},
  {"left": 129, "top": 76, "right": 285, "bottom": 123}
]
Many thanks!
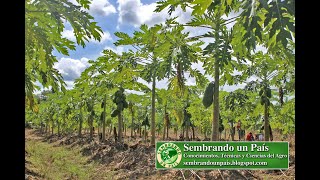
[
  {"left": 123, "top": 101, "right": 128, "bottom": 108},
  {"left": 266, "top": 88, "right": 271, "bottom": 98},
  {"left": 260, "top": 96, "right": 265, "bottom": 105},
  {"left": 101, "top": 102, "right": 104, "bottom": 108},
  {"left": 111, "top": 109, "right": 120, "bottom": 117},
  {"left": 100, "top": 112, "right": 104, "bottom": 121},
  {"left": 202, "top": 82, "right": 214, "bottom": 108},
  {"left": 259, "top": 89, "right": 263, "bottom": 96}
]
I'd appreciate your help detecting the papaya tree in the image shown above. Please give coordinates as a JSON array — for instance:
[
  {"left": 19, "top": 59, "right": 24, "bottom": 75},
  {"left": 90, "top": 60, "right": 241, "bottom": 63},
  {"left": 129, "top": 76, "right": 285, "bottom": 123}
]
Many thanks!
[
  {"left": 142, "top": 114, "right": 150, "bottom": 143},
  {"left": 127, "top": 94, "right": 142, "bottom": 137},
  {"left": 25, "top": 0, "right": 103, "bottom": 110},
  {"left": 244, "top": 51, "right": 281, "bottom": 141},
  {"left": 155, "top": 0, "right": 295, "bottom": 142},
  {"left": 111, "top": 88, "right": 128, "bottom": 143}
]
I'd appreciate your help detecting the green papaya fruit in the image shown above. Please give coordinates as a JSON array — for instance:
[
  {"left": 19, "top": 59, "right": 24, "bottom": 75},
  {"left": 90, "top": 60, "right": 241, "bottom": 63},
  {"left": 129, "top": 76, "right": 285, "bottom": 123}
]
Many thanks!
[
  {"left": 118, "top": 103, "right": 123, "bottom": 111},
  {"left": 266, "top": 99, "right": 270, "bottom": 106},
  {"left": 123, "top": 101, "right": 128, "bottom": 108},
  {"left": 202, "top": 82, "right": 214, "bottom": 108},
  {"left": 101, "top": 102, "right": 104, "bottom": 108},
  {"left": 259, "top": 89, "right": 263, "bottom": 96},
  {"left": 100, "top": 112, "right": 104, "bottom": 121},
  {"left": 115, "top": 90, "right": 121, "bottom": 97},
  {"left": 260, "top": 96, "right": 265, "bottom": 105},
  {"left": 266, "top": 88, "right": 272, "bottom": 98},
  {"left": 111, "top": 109, "right": 119, "bottom": 117},
  {"left": 115, "top": 97, "right": 121, "bottom": 103}
]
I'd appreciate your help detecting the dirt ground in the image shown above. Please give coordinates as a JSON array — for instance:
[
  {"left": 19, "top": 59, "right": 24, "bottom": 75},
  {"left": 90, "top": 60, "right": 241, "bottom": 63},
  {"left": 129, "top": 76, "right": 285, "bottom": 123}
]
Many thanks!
[{"left": 25, "top": 128, "right": 295, "bottom": 180}]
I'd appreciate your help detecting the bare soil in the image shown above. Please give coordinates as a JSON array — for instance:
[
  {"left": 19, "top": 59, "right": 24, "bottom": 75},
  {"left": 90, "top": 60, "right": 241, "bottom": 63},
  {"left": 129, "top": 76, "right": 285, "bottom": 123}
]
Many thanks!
[{"left": 25, "top": 128, "right": 295, "bottom": 180}]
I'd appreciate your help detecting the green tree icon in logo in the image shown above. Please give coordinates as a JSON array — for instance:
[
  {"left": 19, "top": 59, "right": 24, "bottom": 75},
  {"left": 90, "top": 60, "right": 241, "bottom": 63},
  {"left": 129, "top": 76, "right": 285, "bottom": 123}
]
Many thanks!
[{"left": 161, "top": 147, "right": 178, "bottom": 164}]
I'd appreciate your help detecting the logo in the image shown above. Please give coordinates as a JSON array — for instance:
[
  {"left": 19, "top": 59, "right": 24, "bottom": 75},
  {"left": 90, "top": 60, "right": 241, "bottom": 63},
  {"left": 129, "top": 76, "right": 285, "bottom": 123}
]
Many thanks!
[{"left": 157, "top": 142, "right": 182, "bottom": 168}]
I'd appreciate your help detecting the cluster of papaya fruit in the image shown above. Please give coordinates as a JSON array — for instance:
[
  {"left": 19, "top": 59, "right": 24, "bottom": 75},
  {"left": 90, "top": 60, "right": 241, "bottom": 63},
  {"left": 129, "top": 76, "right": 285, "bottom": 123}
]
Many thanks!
[
  {"left": 111, "top": 88, "right": 128, "bottom": 117},
  {"left": 259, "top": 86, "right": 272, "bottom": 106}
]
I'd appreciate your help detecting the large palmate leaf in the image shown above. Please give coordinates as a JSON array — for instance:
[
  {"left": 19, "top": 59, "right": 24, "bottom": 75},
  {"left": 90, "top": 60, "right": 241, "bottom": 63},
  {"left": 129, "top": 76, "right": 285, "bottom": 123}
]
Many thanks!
[{"left": 25, "top": 0, "right": 103, "bottom": 109}]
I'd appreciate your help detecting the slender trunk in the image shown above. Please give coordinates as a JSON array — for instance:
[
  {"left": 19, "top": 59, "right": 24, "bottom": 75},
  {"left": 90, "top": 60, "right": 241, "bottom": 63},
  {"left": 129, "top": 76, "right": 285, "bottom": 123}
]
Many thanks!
[
  {"left": 186, "top": 125, "right": 189, "bottom": 140},
  {"left": 167, "top": 124, "right": 169, "bottom": 139},
  {"left": 182, "top": 126, "right": 185, "bottom": 138},
  {"left": 163, "top": 106, "right": 167, "bottom": 140},
  {"left": 51, "top": 120, "right": 54, "bottom": 135},
  {"left": 89, "top": 115, "right": 93, "bottom": 140},
  {"left": 118, "top": 112, "right": 123, "bottom": 143},
  {"left": 139, "top": 125, "right": 142, "bottom": 137},
  {"left": 231, "top": 121, "right": 235, "bottom": 141},
  {"left": 131, "top": 108, "right": 134, "bottom": 137},
  {"left": 264, "top": 103, "right": 270, "bottom": 141},
  {"left": 40, "top": 123, "right": 43, "bottom": 133},
  {"left": 151, "top": 74, "right": 156, "bottom": 145},
  {"left": 57, "top": 121, "right": 60, "bottom": 137},
  {"left": 212, "top": 58, "right": 220, "bottom": 141},
  {"left": 192, "top": 126, "right": 195, "bottom": 140},
  {"left": 144, "top": 125, "right": 147, "bottom": 144},
  {"left": 102, "top": 94, "right": 107, "bottom": 141},
  {"left": 78, "top": 107, "right": 83, "bottom": 137}
]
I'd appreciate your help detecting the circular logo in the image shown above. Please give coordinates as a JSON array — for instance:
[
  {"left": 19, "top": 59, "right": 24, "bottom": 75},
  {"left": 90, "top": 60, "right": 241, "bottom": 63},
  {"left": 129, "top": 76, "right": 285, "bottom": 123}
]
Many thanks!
[{"left": 157, "top": 143, "right": 182, "bottom": 168}]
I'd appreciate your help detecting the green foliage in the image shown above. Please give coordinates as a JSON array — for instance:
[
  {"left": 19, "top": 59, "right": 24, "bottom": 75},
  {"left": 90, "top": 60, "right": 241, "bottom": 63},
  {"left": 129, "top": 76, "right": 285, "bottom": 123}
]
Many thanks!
[{"left": 25, "top": 0, "right": 103, "bottom": 109}]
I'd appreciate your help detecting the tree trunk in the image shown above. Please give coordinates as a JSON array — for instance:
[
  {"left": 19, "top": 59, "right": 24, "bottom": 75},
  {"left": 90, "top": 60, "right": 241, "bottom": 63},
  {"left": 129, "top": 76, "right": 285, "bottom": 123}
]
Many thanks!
[
  {"left": 162, "top": 123, "right": 166, "bottom": 140},
  {"left": 118, "top": 112, "right": 123, "bottom": 143},
  {"left": 264, "top": 103, "right": 270, "bottom": 141},
  {"left": 163, "top": 106, "right": 167, "bottom": 140},
  {"left": 45, "top": 122, "right": 48, "bottom": 134},
  {"left": 102, "top": 94, "right": 107, "bottom": 142},
  {"left": 89, "top": 115, "right": 93, "bottom": 140},
  {"left": 151, "top": 74, "right": 156, "bottom": 145},
  {"left": 57, "top": 121, "right": 60, "bottom": 137},
  {"left": 192, "top": 126, "right": 195, "bottom": 140},
  {"left": 51, "top": 120, "right": 54, "bottom": 135},
  {"left": 211, "top": 58, "right": 220, "bottom": 141},
  {"left": 182, "top": 126, "right": 185, "bottom": 138},
  {"left": 186, "top": 125, "right": 189, "bottom": 141},
  {"left": 231, "top": 121, "right": 235, "bottom": 141},
  {"left": 139, "top": 125, "right": 142, "bottom": 137},
  {"left": 40, "top": 123, "right": 43, "bottom": 133},
  {"left": 78, "top": 107, "right": 83, "bottom": 137},
  {"left": 131, "top": 107, "right": 134, "bottom": 137},
  {"left": 144, "top": 125, "right": 147, "bottom": 144}
]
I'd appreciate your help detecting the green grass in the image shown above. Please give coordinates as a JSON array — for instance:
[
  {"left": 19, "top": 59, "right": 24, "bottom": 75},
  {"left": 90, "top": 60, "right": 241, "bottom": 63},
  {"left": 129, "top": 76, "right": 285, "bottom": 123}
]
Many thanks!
[{"left": 26, "top": 140, "right": 114, "bottom": 180}]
